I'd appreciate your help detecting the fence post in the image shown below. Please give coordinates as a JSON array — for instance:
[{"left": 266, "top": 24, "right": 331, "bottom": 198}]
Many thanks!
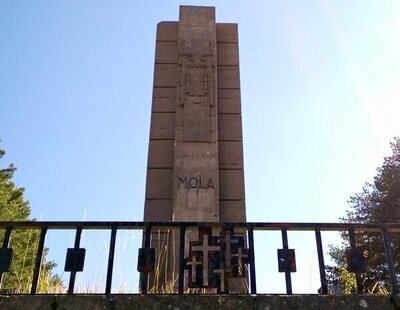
[
  {"left": 248, "top": 228, "right": 257, "bottom": 294},
  {"left": 178, "top": 225, "right": 186, "bottom": 294},
  {"left": 139, "top": 225, "right": 152, "bottom": 294},
  {"left": 281, "top": 229, "right": 292, "bottom": 294},
  {"left": 67, "top": 227, "right": 83, "bottom": 294},
  {"left": 105, "top": 226, "right": 117, "bottom": 294},
  {"left": 348, "top": 228, "right": 363, "bottom": 294},
  {"left": 315, "top": 229, "right": 328, "bottom": 294},
  {"left": 31, "top": 227, "right": 47, "bottom": 294},
  {"left": 0, "top": 227, "right": 12, "bottom": 289},
  {"left": 382, "top": 229, "right": 399, "bottom": 296}
]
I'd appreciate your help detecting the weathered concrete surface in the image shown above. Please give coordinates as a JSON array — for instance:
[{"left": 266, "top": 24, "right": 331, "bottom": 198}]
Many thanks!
[{"left": 0, "top": 294, "right": 398, "bottom": 310}]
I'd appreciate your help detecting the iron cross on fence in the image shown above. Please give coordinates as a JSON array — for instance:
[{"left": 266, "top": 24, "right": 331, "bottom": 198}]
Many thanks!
[
  {"left": 217, "top": 231, "right": 239, "bottom": 270},
  {"left": 191, "top": 234, "right": 220, "bottom": 286},
  {"left": 185, "top": 229, "right": 250, "bottom": 292}
]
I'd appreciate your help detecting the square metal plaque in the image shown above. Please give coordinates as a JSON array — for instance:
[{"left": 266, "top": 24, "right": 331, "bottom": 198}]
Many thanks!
[
  {"left": 346, "top": 247, "right": 366, "bottom": 273},
  {"left": 0, "top": 248, "right": 13, "bottom": 274},
  {"left": 278, "top": 249, "right": 296, "bottom": 273},
  {"left": 64, "top": 248, "right": 86, "bottom": 272},
  {"left": 137, "top": 248, "right": 155, "bottom": 273}
]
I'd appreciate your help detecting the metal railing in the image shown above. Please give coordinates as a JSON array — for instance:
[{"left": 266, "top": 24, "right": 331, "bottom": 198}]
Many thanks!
[{"left": 0, "top": 221, "right": 399, "bottom": 295}]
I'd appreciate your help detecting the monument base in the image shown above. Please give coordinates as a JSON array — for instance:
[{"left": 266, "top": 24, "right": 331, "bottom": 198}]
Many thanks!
[{"left": 0, "top": 294, "right": 396, "bottom": 310}]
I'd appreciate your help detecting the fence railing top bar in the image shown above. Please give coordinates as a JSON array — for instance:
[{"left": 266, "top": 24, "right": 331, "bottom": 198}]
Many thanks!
[
  {"left": 0, "top": 221, "right": 148, "bottom": 230},
  {"left": 1, "top": 221, "right": 400, "bottom": 232}
]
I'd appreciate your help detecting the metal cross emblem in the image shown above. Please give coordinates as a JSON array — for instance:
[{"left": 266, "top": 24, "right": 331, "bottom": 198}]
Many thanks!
[
  {"left": 213, "top": 262, "right": 226, "bottom": 292},
  {"left": 218, "top": 230, "right": 239, "bottom": 270},
  {"left": 232, "top": 246, "right": 248, "bottom": 276},
  {"left": 186, "top": 254, "right": 202, "bottom": 284},
  {"left": 192, "top": 234, "right": 220, "bottom": 286},
  {"left": 185, "top": 229, "right": 251, "bottom": 292}
]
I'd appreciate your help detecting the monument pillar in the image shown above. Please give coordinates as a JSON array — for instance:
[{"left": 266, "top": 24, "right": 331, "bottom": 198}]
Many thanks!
[
  {"left": 143, "top": 5, "right": 247, "bottom": 292},
  {"left": 173, "top": 6, "right": 219, "bottom": 222},
  {"left": 144, "top": 5, "right": 246, "bottom": 224}
]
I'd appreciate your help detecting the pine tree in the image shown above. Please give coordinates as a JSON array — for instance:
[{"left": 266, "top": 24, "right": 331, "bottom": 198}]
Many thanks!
[
  {"left": 328, "top": 137, "right": 400, "bottom": 294},
  {"left": 0, "top": 148, "right": 63, "bottom": 293}
]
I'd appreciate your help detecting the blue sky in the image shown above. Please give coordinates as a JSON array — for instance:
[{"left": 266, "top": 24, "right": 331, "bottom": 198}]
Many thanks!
[{"left": 1, "top": 1, "right": 399, "bottom": 293}]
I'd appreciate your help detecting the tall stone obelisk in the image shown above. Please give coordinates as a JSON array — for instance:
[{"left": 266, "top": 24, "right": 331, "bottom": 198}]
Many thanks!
[
  {"left": 142, "top": 6, "right": 246, "bottom": 292},
  {"left": 144, "top": 5, "right": 246, "bottom": 224}
]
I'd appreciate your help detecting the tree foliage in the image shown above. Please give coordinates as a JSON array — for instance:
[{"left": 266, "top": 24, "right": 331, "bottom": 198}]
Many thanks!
[
  {"left": 0, "top": 148, "right": 63, "bottom": 293},
  {"left": 328, "top": 137, "right": 400, "bottom": 294}
]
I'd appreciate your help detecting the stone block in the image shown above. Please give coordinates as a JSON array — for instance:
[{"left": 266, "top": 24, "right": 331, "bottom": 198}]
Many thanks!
[
  {"left": 219, "top": 169, "right": 245, "bottom": 200},
  {"left": 216, "top": 23, "right": 238, "bottom": 43},
  {"left": 217, "top": 66, "right": 240, "bottom": 89},
  {"left": 156, "top": 22, "right": 178, "bottom": 41},
  {"left": 145, "top": 169, "right": 173, "bottom": 199},
  {"left": 153, "top": 64, "right": 177, "bottom": 87},
  {"left": 147, "top": 140, "right": 174, "bottom": 168},
  {"left": 217, "top": 43, "right": 239, "bottom": 66},
  {"left": 219, "top": 200, "right": 246, "bottom": 222},
  {"left": 217, "top": 89, "right": 241, "bottom": 114},
  {"left": 144, "top": 199, "right": 172, "bottom": 221},
  {"left": 155, "top": 41, "right": 178, "bottom": 64},
  {"left": 150, "top": 112, "right": 175, "bottom": 140},
  {"left": 153, "top": 86, "right": 176, "bottom": 99},
  {"left": 218, "top": 114, "right": 242, "bottom": 141},
  {"left": 179, "top": 6, "right": 215, "bottom": 32},
  {"left": 219, "top": 141, "right": 243, "bottom": 169},
  {"left": 152, "top": 87, "right": 176, "bottom": 113}
]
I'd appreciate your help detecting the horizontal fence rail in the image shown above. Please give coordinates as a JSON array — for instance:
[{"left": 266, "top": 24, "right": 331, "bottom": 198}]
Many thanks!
[{"left": 0, "top": 221, "right": 399, "bottom": 295}]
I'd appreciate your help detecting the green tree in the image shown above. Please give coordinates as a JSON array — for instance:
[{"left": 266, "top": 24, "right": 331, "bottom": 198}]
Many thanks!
[
  {"left": 328, "top": 137, "right": 400, "bottom": 294},
  {"left": 0, "top": 148, "right": 63, "bottom": 293}
]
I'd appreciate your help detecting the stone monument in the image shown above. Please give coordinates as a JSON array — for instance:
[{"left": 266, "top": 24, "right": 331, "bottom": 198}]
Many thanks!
[{"left": 142, "top": 5, "right": 247, "bottom": 292}]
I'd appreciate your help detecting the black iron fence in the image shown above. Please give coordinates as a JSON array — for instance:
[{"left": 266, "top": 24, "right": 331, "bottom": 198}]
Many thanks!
[{"left": 0, "top": 221, "right": 399, "bottom": 295}]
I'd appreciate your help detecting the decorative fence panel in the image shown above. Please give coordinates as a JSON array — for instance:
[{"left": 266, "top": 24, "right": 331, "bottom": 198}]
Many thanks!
[{"left": 0, "top": 221, "right": 399, "bottom": 295}]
